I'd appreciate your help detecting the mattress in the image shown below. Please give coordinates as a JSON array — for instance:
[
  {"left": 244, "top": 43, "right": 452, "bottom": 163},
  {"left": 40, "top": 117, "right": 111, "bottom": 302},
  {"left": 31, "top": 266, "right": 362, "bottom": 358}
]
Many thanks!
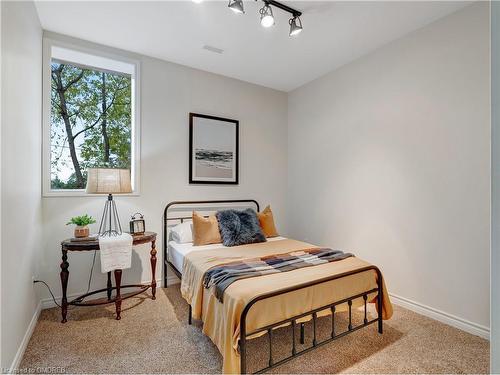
[{"left": 168, "top": 236, "right": 287, "bottom": 274}]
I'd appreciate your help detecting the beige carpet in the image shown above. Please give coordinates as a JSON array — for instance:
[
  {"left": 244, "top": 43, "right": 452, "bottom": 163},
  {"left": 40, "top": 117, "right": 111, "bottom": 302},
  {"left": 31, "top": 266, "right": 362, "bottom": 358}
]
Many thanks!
[{"left": 20, "top": 286, "right": 488, "bottom": 374}]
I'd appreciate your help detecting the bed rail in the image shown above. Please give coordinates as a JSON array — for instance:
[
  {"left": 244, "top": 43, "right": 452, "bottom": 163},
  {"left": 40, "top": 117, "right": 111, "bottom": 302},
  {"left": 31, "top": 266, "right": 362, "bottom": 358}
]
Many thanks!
[
  {"left": 239, "top": 265, "right": 384, "bottom": 374},
  {"left": 162, "top": 199, "right": 260, "bottom": 287}
]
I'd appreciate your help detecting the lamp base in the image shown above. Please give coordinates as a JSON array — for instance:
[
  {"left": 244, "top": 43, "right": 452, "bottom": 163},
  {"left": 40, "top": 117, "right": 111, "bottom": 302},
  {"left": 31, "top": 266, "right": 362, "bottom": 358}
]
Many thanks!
[{"left": 98, "top": 194, "right": 123, "bottom": 237}]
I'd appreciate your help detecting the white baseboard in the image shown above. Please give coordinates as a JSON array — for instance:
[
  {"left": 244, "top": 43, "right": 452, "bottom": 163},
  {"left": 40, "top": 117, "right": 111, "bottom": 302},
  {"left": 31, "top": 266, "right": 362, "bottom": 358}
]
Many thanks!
[
  {"left": 41, "top": 278, "right": 164, "bottom": 309},
  {"left": 9, "top": 301, "right": 41, "bottom": 373},
  {"left": 389, "top": 293, "right": 490, "bottom": 340}
]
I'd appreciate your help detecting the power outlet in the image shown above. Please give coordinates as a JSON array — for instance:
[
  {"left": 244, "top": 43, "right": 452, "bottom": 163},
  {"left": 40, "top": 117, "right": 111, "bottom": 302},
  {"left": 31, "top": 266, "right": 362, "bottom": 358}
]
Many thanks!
[{"left": 32, "top": 276, "right": 37, "bottom": 284}]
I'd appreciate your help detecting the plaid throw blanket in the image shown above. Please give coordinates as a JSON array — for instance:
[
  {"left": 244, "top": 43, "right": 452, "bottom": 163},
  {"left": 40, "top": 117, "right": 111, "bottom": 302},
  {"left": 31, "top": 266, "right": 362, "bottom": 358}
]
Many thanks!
[{"left": 203, "top": 248, "right": 354, "bottom": 302}]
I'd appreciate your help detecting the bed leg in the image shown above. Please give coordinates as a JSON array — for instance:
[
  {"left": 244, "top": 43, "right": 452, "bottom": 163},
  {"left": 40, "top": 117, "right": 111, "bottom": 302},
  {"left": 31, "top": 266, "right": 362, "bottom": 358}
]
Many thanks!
[
  {"left": 240, "top": 321, "right": 247, "bottom": 374},
  {"left": 163, "top": 227, "right": 168, "bottom": 288},
  {"left": 378, "top": 300, "right": 383, "bottom": 334},
  {"left": 377, "top": 269, "right": 383, "bottom": 334},
  {"left": 188, "top": 304, "right": 192, "bottom": 325},
  {"left": 300, "top": 322, "right": 305, "bottom": 344}
]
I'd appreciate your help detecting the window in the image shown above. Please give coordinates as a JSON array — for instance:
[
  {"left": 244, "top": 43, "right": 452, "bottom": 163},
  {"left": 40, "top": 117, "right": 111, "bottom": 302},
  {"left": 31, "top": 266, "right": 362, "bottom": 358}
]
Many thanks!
[{"left": 43, "top": 40, "right": 140, "bottom": 195}]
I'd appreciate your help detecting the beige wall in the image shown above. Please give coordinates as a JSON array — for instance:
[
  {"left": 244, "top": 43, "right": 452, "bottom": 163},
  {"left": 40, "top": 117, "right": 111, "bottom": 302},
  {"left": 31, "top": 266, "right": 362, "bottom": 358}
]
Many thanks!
[
  {"left": 39, "top": 33, "right": 288, "bottom": 304},
  {"left": 288, "top": 3, "right": 490, "bottom": 330},
  {"left": 1, "top": 1, "right": 43, "bottom": 369}
]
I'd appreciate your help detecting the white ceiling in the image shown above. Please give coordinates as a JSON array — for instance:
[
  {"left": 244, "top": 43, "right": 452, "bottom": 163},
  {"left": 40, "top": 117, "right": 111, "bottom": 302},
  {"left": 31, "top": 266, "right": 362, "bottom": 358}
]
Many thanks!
[{"left": 35, "top": 1, "right": 471, "bottom": 92}]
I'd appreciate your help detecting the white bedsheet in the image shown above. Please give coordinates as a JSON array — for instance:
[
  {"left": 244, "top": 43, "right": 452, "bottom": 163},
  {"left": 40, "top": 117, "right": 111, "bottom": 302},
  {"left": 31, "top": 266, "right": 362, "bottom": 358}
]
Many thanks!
[{"left": 168, "top": 236, "right": 286, "bottom": 274}]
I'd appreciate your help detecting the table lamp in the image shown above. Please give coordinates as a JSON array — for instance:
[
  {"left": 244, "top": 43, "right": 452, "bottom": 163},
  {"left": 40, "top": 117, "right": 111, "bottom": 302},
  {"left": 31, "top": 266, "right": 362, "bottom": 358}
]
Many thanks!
[{"left": 86, "top": 168, "right": 132, "bottom": 236}]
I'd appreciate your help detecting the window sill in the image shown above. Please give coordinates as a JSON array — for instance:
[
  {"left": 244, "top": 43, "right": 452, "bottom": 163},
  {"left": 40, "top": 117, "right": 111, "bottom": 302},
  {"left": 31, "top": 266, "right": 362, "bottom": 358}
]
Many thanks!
[{"left": 43, "top": 190, "right": 140, "bottom": 198}]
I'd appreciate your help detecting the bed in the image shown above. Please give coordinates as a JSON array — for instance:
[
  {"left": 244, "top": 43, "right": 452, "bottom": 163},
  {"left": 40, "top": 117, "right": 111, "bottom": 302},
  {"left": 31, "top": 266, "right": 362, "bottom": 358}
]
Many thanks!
[{"left": 163, "top": 200, "right": 393, "bottom": 374}]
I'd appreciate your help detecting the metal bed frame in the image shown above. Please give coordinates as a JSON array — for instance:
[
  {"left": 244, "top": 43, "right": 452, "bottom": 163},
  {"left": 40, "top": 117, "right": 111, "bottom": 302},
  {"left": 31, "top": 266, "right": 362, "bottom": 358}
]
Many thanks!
[{"left": 163, "top": 200, "right": 383, "bottom": 374}]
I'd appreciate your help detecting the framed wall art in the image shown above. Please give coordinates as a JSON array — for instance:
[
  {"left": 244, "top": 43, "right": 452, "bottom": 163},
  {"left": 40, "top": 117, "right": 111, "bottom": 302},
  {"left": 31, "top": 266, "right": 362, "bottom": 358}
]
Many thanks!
[{"left": 189, "top": 113, "right": 239, "bottom": 184}]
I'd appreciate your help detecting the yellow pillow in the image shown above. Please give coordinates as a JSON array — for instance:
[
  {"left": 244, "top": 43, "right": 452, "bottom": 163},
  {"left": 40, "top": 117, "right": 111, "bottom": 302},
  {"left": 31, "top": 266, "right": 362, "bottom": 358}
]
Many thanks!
[
  {"left": 257, "top": 205, "right": 279, "bottom": 238},
  {"left": 192, "top": 211, "right": 222, "bottom": 246}
]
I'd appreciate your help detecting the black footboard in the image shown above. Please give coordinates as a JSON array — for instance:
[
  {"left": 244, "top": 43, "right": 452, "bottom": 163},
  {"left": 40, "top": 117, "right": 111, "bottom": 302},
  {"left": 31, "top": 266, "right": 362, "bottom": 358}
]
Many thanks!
[{"left": 238, "top": 265, "right": 384, "bottom": 374}]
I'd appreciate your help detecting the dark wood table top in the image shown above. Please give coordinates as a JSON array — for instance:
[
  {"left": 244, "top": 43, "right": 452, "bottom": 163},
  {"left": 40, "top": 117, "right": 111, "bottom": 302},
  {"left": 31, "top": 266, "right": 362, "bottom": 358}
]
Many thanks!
[{"left": 61, "top": 231, "right": 157, "bottom": 251}]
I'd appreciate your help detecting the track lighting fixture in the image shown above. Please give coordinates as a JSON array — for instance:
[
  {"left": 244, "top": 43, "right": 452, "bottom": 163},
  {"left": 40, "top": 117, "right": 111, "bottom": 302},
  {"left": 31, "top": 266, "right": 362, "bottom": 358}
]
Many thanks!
[
  {"left": 259, "top": 3, "right": 275, "bottom": 28},
  {"left": 224, "top": 0, "right": 303, "bottom": 36},
  {"left": 228, "top": 0, "right": 245, "bottom": 14},
  {"left": 289, "top": 15, "right": 302, "bottom": 36}
]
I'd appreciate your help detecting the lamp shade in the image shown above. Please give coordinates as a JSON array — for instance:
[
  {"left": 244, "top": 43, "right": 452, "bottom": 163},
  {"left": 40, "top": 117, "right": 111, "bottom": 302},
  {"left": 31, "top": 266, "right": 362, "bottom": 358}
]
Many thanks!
[{"left": 86, "top": 168, "right": 132, "bottom": 194}]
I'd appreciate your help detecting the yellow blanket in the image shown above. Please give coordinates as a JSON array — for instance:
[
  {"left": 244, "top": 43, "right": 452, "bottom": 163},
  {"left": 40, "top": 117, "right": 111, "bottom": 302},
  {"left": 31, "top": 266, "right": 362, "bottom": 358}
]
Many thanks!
[{"left": 181, "top": 238, "right": 393, "bottom": 374}]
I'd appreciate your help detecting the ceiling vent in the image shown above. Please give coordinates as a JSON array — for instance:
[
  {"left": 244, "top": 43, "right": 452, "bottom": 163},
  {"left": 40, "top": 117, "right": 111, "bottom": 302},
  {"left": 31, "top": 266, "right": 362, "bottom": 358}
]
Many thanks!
[{"left": 203, "top": 45, "right": 224, "bottom": 54}]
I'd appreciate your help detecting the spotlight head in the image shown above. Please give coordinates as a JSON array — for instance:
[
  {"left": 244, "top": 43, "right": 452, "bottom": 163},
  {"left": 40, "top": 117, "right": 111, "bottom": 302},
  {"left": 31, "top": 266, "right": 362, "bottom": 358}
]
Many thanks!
[
  {"left": 228, "top": 0, "right": 245, "bottom": 14},
  {"left": 289, "top": 16, "right": 303, "bottom": 36},
  {"left": 260, "top": 3, "right": 275, "bottom": 28}
]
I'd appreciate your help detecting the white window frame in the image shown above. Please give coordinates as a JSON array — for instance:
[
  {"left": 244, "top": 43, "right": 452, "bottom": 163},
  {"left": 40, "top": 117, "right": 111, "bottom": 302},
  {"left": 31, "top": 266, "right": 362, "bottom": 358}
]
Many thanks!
[{"left": 42, "top": 37, "right": 141, "bottom": 197}]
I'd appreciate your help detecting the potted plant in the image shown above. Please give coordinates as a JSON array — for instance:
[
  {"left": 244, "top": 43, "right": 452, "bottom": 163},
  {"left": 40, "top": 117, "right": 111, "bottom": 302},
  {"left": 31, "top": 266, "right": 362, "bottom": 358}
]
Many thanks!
[{"left": 67, "top": 214, "right": 96, "bottom": 238}]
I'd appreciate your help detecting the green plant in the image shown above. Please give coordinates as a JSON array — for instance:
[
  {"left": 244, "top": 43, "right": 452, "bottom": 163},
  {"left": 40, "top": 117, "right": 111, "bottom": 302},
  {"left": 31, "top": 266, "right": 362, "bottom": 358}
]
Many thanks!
[{"left": 66, "top": 214, "right": 96, "bottom": 227}]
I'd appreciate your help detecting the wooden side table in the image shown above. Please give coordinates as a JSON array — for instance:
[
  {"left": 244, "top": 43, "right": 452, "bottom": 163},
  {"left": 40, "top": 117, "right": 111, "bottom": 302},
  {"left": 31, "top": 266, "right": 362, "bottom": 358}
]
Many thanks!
[{"left": 60, "top": 231, "right": 157, "bottom": 323}]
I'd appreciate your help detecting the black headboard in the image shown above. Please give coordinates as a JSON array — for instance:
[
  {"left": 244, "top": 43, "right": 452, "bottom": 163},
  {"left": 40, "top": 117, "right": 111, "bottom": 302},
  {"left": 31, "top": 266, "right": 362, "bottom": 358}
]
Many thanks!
[{"left": 162, "top": 199, "right": 260, "bottom": 286}]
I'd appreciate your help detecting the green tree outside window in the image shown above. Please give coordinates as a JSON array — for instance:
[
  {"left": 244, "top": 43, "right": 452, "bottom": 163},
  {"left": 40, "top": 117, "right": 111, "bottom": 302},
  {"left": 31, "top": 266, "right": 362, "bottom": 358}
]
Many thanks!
[{"left": 50, "top": 61, "right": 132, "bottom": 189}]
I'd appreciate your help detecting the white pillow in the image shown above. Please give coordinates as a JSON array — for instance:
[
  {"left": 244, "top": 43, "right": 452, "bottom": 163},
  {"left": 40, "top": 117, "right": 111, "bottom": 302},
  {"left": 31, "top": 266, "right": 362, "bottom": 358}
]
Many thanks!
[{"left": 171, "top": 222, "right": 193, "bottom": 243}]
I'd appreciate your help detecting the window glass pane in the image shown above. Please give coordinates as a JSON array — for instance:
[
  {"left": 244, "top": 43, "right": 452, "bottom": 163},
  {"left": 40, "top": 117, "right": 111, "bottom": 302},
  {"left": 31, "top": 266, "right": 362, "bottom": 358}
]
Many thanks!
[{"left": 50, "top": 60, "right": 132, "bottom": 189}]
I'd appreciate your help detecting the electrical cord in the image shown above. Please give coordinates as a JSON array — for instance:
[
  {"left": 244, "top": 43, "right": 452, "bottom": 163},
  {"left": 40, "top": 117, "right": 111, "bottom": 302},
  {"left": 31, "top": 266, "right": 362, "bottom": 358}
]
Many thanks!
[
  {"left": 34, "top": 250, "right": 97, "bottom": 308},
  {"left": 33, "top": 280, "right": 61, "bottom": 308}
]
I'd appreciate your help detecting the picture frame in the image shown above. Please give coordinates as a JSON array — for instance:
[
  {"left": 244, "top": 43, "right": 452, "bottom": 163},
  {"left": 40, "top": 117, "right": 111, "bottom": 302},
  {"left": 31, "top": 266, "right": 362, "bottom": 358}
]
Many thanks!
[{"left": 189, "top": 113, "right": 239, "bottom": 184}]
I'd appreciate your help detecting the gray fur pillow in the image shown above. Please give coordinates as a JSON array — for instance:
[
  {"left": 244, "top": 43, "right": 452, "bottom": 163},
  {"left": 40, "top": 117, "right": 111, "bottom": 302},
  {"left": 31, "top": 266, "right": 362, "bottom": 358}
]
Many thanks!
[{"left": 216, "top": 209, "right": 267, "bottom": 247}]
